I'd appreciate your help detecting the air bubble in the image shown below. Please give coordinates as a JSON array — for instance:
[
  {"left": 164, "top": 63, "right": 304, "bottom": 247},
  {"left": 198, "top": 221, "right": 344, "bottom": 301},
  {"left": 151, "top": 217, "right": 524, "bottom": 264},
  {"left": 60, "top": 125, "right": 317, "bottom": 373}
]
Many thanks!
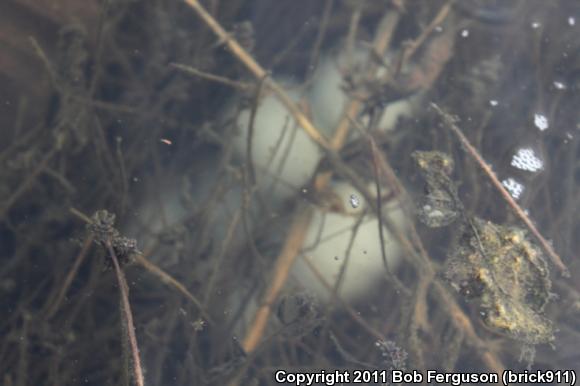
[
  {"left": 349, "top": 194, "right": 360, "bottom": 208},
  {"left": 534, "top": 113, "right": 549, "bottom": 131},
  {"left": 553, "top": 81, "right": 566, "bottom": 90}
]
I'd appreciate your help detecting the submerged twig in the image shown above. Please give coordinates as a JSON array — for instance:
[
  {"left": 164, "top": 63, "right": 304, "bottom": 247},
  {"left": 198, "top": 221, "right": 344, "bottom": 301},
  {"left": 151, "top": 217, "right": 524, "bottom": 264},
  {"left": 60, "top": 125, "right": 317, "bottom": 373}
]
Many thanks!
[
  {"left": 245, "top": 76, "right": 268, "bottom": 187},
  {"left": 170, "top": 63, "right": 252, "bottom": 91},
  {"left": 348, "top": 120, "right": 505, "bottom": 374},
  {"left": 306, "top": 0, "right": 335, "bottom": 81},
  {"left": 72, "top": 209, "right": 145, "bottom": 386},
  {"left": 300, "top": 254, "right": 392, "bottom": 344},
  {"left": 242, "top": 209, "right": 313, "bottom": 353},
  {"left": 431, "top": 103, "right": 569, "bottom": 277},
  {"left": 105, "top": 241, "right": 145, "bottom": 386},
  {"left": 134, "top": 253, "right": 214, "bottom": 325},
  {"left": 241, "top": 8, "right": 404, "bottom": 354},
  {"left": 401, "top": 1, "right": 453, "bottom": 63},
  {"left": 45, "top": 235, "right": 93, "bottom": 319},
  {"left": 0, "top": 147, "right": 58, "bottom": 220},
  {"left": 182, "top": 0, "right": 329, "bottom": 149}
]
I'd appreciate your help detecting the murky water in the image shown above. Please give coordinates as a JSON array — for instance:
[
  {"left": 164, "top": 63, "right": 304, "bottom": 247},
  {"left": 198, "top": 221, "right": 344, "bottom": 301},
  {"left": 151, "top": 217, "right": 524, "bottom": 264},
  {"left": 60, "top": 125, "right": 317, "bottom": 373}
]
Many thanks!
[{"left": 0, "top": 1, "right": 579, "bottom": 385}]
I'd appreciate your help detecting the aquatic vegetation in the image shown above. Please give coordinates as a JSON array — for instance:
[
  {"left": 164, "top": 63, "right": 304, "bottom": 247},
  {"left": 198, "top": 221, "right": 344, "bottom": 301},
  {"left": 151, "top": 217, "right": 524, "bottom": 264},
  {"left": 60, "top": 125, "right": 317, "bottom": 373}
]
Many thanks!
[
  {"left": 414, "top": 150, "right": 555, "bottom": 364},
  {"left": 1, "top": 1, "right": 578, "bottom": 385}
]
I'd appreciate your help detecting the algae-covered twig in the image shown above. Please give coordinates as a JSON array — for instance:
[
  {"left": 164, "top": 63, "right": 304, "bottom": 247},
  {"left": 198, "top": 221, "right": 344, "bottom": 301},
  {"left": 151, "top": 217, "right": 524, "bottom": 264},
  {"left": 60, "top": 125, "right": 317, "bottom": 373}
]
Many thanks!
[
  {"left": 104, "top": 240, "right": 144, "bottom": 386},
  {"left": 71, "top": 209, "right": 144, "bottom": 386}
]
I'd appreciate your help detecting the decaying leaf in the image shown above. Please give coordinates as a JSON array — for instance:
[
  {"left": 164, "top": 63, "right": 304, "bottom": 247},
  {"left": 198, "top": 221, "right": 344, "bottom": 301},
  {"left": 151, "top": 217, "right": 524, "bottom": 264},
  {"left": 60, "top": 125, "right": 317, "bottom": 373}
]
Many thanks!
[{"left": 446, "top": 218, "right": 554, "bottom": 344}]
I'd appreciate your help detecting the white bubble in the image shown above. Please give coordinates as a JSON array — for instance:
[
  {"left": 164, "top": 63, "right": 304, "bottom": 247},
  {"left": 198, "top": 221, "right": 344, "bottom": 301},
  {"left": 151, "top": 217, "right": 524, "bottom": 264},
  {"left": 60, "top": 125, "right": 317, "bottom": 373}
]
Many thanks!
[
  {"left": 531, "top": 22, "right": 541, "bottom": 29},
  {"left": 461, "top": 29, "right": 469, "bottom": 38},
  {"left": 534, "top": 113, "right": 549, "bottom": 131},
  {"left": 489, "top": 100, "right": 499, "bottom": 106},
  {"left": 349, "top": 194, "right": 360, "bottom": 209},
  {"left": 569, "top": 17, "right": 576, "bottom": 26},
  {"left": 553, "top": 81, "right": 566, "bottom": 90}
]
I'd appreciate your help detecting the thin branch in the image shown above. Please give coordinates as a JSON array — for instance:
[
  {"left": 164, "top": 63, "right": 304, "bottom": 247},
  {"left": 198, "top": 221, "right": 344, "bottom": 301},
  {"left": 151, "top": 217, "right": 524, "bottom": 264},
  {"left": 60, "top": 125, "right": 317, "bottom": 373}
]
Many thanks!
[
  {"left": 203, "top": 210, "right": 242, "bottom": 306},
  {"left": 314, "top": 9, "right": 401, "bottom": 190},
  {"left": 242, "top": 8, "right": 403, "bottom": 354},
  {"left": 431, "top": 103, "right": 569, "bottom": 277},
  {"left": 45, "top": 236, "right": 93, "bottom": 319},
  {"left": 70, "top": 208, "right": 144, "bottom": 386},
  {"left": 241, "top": 209, "right": 313, "bottom": 353},
  {"left": 170, "top": 62, "right": 252, "bottom": 91},
  {"left": 369, "top": 139, "right": 408, "bottom": 295},
  {"left": 349, "top": 118, "right": 505, "bottom": 374},
  {"left": 301, "top": 254, "right": 390, "bottom": 343},
  {"left": 0, "top": 148, "right": 58, "bottom": 220},
  {"left": 306, "top": 0, "right": 335, "bottom": 80},
  {"left": 70, "top": 207, "right": 93, "bottom": 224},
  {"left": 105, "top": 241, "right": 145, "bottom": 386},
  {"left": 401, "top": 1, "right": 453, "bottom": 63},
  {"left": 134, "top": 253, "right": 214, "bottom": 325},
  {"left": 182, "top": 0, "right": 329, "bottom": 149},
  {"left": 245, "top": 76, "right": 268, "bottom": 187}
]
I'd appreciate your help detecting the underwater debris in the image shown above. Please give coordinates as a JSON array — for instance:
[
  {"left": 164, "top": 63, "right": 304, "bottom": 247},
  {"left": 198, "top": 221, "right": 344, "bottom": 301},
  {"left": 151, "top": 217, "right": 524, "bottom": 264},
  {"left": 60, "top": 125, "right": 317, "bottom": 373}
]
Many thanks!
[
  {"left": 411, "top": 151, "right": 462, "bottom": 227},
  {"left": 87, "top": 209, "right": 139, "bottom": 268},
  {"left": 413, "top": 151, "right": 555, "bottom": 346},
  {"left": 276, "top": 292, "right": 323, "bottom": 337},
  {"left": 446, "top": 218, "right": 554, "bottom": 345}
]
